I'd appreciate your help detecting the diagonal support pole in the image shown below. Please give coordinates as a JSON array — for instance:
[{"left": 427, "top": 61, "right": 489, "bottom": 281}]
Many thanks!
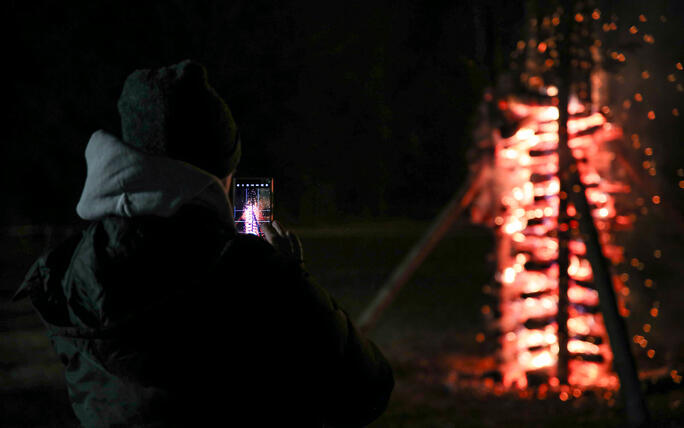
[
  {"left": 559, "top": 142, "right": 650, "bottom": 428},
  {"left": 555, "top": 2, "right": 648, "bottom": 424},
  {"left": 358, "top": 167, "right": 487, "bottom": 334}
]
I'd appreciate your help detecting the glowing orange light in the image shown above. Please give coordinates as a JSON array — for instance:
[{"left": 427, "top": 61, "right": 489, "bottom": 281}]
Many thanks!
[
  {"left": 538, "top": 42, "right": 547, "bottom": 53},
  {"left": 639, "top": 14, "right": 647, "bottom": 22},
  {"left": 647, "top": 349, "right": 655, "bottom": 358},
  {"left": 574, "top": 13, "right": 584, "bottom": 22},
  {"left": 668, "top": 74, "right": 677, "bottom": 82},
  {"left": 643, "top": 324, "right": 651, "bottom": 333},
  {"left": 629, "top": 26, "right": 638, "bottom": 34},
  {"left": 644, "top": 279, "right": 653, "bottom": 288},
  {"left": 643, "top": 34, "right": 655, "bottom": 44},
  {"left": 641, "top": 71, "right": 650, "bottom": 80},
  {"left": 679, "top": 180, "right": 684, "bottom": 189},
  {"left": 677, "top": 62, "right": 683, "bottom": 70},
  {"left": 529, "top": 76, "right": 544, "bottom": 87},
  {"left": 622, "top": 99, "right": 631, "bottom": 109},
  {"left": 650, "top": 307, "right": 659, "bottom": 317},
  {"left": 568, "top": 286, "right": 599, "bottom": 306},
  {"left": 476, "top": 332, "right": 485, "bottom": 343},
  {"left": 517, "top": 40, "right": 526, "bottom": 50},
  {"left": 647, "top": 111, "right": 655, "bottom": 120},
  {"left": 634, "top": 93, "right": 643, "bottom": 102},
  {"left": 559, "top": 391, "right": 569, "bottom": 401},
  {"left": 502, "top": 267, "right": 516, "bottom": 284},
  {"left": 568, "top": 339, "right": 600, "bottom": 354},
  {"left": 602, "top": 23, "right": 610, "bottom": 32},
  {"left": 652, "top": 195, "right": 660, "bottom": 204}
]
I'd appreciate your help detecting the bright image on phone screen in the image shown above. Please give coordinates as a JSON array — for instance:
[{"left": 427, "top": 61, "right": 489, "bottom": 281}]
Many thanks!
[{"left": 233, "top": 177, "right": 273, "bottom": 237}]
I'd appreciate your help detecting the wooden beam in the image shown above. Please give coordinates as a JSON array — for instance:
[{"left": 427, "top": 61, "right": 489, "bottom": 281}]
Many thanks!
[
  {"left": 560, "top": 137, "right": 650, "bottom": 428},
  {"left": 357, "top": 167, "right": 487, "bottom": 334}
]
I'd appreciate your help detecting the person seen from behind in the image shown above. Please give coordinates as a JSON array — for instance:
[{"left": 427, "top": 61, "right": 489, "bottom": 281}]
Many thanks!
[{"left": 15, "top": 59, "right": 394, "bottom": 427}]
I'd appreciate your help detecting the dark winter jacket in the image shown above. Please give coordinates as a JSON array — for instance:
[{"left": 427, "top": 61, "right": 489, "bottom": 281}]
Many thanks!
[{"left": 15, "top": 131, "right": 393, "bottom": 427}]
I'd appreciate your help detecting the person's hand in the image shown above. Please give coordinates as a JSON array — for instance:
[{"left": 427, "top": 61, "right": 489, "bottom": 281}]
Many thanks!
[{"left": 261, "top": 220, "right": 304, "bottom": 265}]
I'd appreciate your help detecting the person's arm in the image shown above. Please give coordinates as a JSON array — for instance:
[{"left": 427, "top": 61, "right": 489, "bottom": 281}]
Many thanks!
[
  {"left": 262, "top": 222, "right": 394, "bottom": 427},
  {"left": 319, "top": 292, "right": 394, "bottom": 427}
]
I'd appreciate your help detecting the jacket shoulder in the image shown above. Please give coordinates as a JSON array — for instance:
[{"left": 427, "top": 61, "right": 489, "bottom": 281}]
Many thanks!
[
  {"left": 14, "top": 229, "right": 85, "bottom": 299},
  {"left": 14, "top": 228, "right": 87, "bottom": 326}
]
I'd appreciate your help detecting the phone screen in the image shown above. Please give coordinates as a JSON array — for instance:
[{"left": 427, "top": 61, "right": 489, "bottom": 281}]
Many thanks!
[{"left": 232, "top": 177, "right": 274, "bottom": 237}]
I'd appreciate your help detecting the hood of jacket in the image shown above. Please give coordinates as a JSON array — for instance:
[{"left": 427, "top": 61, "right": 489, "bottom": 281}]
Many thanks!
[{"left": 76, "top": 130, "right": 234, "bottom": 225}]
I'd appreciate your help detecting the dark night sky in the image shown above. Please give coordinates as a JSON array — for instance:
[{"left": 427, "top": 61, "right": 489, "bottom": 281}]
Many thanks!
[
  {"left": 7, "top": 1, "right": 681, "bottom": 228},
  {"left": 4, "top": 0, "right": 528, "bottom": 226}
]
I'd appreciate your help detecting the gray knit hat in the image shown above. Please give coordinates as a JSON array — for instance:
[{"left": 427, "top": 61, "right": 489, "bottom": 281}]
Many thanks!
[{"left": 117, "top": 59, "right": 241, "bottom": 178}]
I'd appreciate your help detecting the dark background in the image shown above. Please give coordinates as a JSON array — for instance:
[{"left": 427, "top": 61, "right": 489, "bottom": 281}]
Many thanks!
[
  {"left": 4, "top": 0, "right": 526, "bottom": 226},
  {"left": 3, "top": 1, "right": 684, "bottom": 427}
]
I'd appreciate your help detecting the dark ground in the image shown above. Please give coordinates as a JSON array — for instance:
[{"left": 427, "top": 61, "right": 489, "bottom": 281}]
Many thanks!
[{"left": 1, "top": 219, "right": 682, "bottom": 427}]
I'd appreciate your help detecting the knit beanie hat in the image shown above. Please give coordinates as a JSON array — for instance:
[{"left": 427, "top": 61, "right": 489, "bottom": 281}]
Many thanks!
[{"left": 117, "top": 59, "right": 241, "bottom": 178}]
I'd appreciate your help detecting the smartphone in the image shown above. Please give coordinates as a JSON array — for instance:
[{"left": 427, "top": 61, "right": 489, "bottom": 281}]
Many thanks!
[{"left": 232, "top": 177, "right": 274, "bottom": 237}]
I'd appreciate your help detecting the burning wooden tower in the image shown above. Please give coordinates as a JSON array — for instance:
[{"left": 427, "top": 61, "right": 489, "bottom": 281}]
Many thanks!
[
  {"left": 357, "top": 2, "right": 678, "bottom": 425},
  {"left": 472, "top": 94, "right": 627, "bottom": 390},
  {"left": 469, "top": 2, "right": 649, "bottom": 424}
]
